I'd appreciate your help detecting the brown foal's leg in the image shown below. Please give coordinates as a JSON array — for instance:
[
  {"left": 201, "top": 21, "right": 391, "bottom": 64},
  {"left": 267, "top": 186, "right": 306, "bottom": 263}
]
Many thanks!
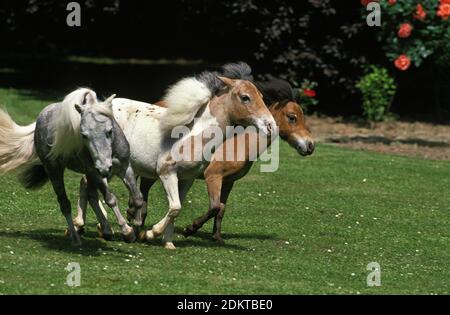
[
  {"left": 212, "top": 180, "right": 234, "bottom": 242},
  {"left": 182, "top": 175, "right": 223, "bottom": 238}
]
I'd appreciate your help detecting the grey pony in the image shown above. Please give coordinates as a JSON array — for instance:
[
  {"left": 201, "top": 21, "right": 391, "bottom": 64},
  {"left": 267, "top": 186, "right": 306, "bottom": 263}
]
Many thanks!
[{"left": 0, "top": 88, "right": 143, "bottom": 246}]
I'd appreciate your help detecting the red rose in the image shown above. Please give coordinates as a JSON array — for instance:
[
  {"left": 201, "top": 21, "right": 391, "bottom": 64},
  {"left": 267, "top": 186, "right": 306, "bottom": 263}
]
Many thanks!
[
  {"left": 361, "top": 0, "right": 379, "bottom": 6},
  {"left": 414, "top": 4, "right": 427, "bottom": 20},
  {"left": 398, "top": 23, "right": 413, "bottom": 38},
  {"left": 303, "top": 89, "right": 316, "bottom": 98},
  {"left": 388, "top": 0, "right": 397, "bottom": 5},
  {"left": 437, "top": 3, "right": 450, "bottom": 20},
  {"left": 440, "top": 0, "right": 450, "bottom": 4},
  {"left": 394, "top": 55, "right": 411, "bottom": 71}
]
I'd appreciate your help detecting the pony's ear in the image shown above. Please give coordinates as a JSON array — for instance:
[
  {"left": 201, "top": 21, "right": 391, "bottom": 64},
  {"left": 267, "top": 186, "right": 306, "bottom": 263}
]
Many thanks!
[
  {"left": 74, "top": 104, "right": 84, "bottom": 114},
  {"left": 83, "top": 91, "right": 96, "bottom": 106},
  {"left": 217, "top": 76, "right": 237, "bottom": 89},
  {"left": 104, "top": 94, "right": 116, "bottom": 108}
]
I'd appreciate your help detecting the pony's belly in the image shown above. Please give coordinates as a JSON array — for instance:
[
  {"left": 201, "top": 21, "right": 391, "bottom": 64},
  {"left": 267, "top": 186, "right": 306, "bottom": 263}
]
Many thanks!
[
  {"left": 176, "top": 159, "right": 209, "bottom": 180},
  {"left": 126, "top": 123, "right": 160, "bottom": 178},
  {"left": 112, "top": 99, "right": 164, "bottom": 179}
]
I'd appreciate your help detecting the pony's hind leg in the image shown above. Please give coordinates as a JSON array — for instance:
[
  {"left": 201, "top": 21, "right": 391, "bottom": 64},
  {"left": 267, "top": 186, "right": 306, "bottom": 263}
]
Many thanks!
[
  {"left": 73, "top": 176, "right": 88, "bottom": 234},
  {"left": 97, "top": 178, "right": 136, "bottom": 243},
  {"left": 212, "top": 181, "right": 234, "bottom": 242},
  {"left": 183, "top": 175, "right": 224, "bottom": 238},
  {"left": 47, "top": 167, "right": 81, "bottom": 246}
]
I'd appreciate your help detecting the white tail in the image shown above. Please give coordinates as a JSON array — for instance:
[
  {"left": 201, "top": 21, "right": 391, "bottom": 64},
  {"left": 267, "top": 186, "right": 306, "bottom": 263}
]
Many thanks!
[
  {"left": 0, "top": 109, "right": 38, "bottom": 174},
  {"left": 160, "top": 77, "right": 212, "bottom": 135}
]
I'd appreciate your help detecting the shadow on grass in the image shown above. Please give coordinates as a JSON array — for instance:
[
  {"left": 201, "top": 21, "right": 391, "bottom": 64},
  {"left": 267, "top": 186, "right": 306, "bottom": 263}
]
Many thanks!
[
  {"left": 0, "top": 226, "right": 131, "bottom": 256},
  {"left": 143, "top": 237, "right": 249, "bottom": 251},
  {"left": 0, "top": 224, "right": 260, "bottom": 253},
  {"left": 173, "top": 226, "right": 279, "bottom": 243}
]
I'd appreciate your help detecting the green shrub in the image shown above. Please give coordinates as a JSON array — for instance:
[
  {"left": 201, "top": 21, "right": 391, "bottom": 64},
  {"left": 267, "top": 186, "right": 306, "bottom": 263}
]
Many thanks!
[{"left": 356, "top": 65, "right": 397, "bottom": 122}]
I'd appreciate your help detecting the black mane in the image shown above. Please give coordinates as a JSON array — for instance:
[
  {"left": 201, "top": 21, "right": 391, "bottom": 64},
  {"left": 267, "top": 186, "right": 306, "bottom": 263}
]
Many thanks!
[
  {"left": 221, "top": 62, "right": 254, "bottom": 81},
  {"left": 220, "top": 62, "right": 298, "bottom": 105},
  {"left": 196, "top": 62, "right": 255, "bottom": 95},
  {"left": 254, "top": 75, "right": 299, "bottom": 105}
]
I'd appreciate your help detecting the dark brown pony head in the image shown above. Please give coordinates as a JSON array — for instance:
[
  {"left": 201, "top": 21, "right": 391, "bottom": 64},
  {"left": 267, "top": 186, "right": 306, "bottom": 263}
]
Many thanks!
[{"left": 269, "top": 100, "right": 314, "bottom": 156}]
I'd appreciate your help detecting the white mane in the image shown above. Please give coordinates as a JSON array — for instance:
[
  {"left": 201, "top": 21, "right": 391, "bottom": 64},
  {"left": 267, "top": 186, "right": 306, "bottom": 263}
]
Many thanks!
[
  {"left": 48, "top": 88, "right": 97, "bottom": 159},
  {"left": 160, "top": 77, "right": 212, "bottom": 135}
]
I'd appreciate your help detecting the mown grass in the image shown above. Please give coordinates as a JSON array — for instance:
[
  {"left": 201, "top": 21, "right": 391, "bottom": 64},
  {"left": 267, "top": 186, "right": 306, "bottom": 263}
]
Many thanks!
[{"left": 0, "top": 87, "right": 449, "bottom": 294}]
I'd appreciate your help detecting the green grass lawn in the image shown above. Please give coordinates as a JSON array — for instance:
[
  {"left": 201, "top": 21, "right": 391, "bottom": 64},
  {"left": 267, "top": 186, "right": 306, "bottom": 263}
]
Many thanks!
[{"left": 0, "top": 87, "right": 449, "bottom": 294}]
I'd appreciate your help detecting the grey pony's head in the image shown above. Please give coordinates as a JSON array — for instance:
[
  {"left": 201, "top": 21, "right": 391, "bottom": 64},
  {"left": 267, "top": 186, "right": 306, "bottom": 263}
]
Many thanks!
[{"left": 75, "top": 94, "right": 116, "bottom": 177}]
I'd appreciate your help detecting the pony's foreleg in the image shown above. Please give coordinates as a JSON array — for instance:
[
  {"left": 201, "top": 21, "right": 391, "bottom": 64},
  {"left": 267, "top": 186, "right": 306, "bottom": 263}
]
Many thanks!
[
  {"left": 85, "top": 176, "right": 114, "bottom": 241},
  {"left": 143, "top": 172, "right": 180, "bottom": 249},
  {"left": 73, "top": 176, "right": 88, "bottom": 233},
  {"left": 47, "top": 167, "right": 81, "bottom": 246},
  {"left": 162, "top": 179, "right": 194, "bottom": 248},
  {"left": 183, "top": 175, "right": 224, "bottom": 238},
  {"left": 98, "top": 178, "right": 136, "bottom": 243},
  {"left": 119, "top": 165, "right": 144, "bottom": 227}
]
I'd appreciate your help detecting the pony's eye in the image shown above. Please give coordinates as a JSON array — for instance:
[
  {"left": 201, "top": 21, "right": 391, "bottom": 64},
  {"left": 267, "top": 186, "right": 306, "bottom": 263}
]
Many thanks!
[
  {"left": 240, "top": 95, "right": 251, "bottom": 104},
  {"left": 287, "top": 114, "right": 297, "bottom": 124},
  {"left": 106, "top": 129, "right": 113, "bottom": 137}
]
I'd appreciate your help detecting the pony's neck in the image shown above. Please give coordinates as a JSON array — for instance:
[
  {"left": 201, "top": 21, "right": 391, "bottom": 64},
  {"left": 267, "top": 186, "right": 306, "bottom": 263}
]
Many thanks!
[{"left": 190, "top": 94, "right": 231, "bottom": 138}]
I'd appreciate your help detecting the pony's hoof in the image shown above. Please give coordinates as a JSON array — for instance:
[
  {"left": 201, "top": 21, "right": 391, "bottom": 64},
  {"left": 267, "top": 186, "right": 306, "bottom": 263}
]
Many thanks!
[
  {"left": 182, "top": 225, "right": 197, "bottom": 238},
  {"left": 122, "top": 231, "right": 136, "bottom": 243},
  {"left": 145, "top": 230, "right": 156, "bottom": 241},
  {"left": 122, "top": 226, "right": 136, "bottom": 243},
  {"left": 212, "top": 235, "right": 225, "bottom": 244},
  {"left": 103, "top": 233, "right": 114, "bottom": 241},
  {"left": 96, "top": 224, "right": 114, "bottom": 240},
  {"left": 138, "top": 230, "right": 147, "bottom": 242},
  {"left": 164, "top": 242, "right": 176, "bottom": 250}
]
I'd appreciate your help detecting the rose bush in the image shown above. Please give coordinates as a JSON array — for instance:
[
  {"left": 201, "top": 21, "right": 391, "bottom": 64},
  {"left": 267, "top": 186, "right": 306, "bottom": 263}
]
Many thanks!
[{"left": 363, "top": 0, "right": 450, "bottom": 71}]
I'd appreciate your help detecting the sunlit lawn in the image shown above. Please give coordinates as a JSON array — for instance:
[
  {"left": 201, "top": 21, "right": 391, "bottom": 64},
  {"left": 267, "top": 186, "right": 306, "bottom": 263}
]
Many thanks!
[{"left": 0, "top": 87, "right": 449, "bottom": 294}]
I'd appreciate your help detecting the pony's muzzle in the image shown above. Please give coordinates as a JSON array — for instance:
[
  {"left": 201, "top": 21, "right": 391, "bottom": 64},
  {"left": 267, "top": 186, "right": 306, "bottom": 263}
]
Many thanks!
[
  {"left": 296, "top": 139, "right": 315, "bottom": 156},
  {"left": 256, "top": 116, "right": 277, "bottom": 136}
]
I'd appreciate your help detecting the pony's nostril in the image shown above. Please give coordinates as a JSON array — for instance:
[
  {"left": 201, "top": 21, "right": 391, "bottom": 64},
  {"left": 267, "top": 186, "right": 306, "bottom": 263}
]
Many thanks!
[
  {"left": 264, "top": 120, "right": 272, "bottom": 134},
  {"left": 307, "top": 141, "right": 315, "bottom": 154}
]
